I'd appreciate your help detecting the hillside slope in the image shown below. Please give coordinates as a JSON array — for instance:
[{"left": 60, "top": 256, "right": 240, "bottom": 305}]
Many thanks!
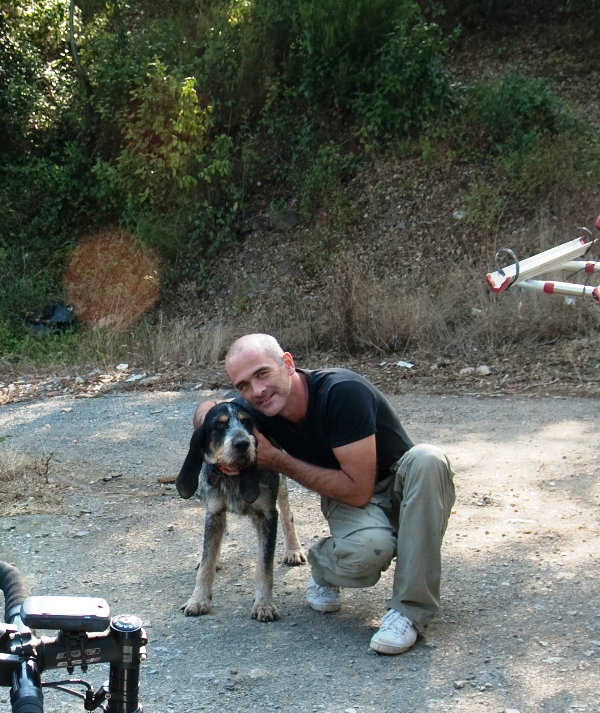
[{"left": 163, "top": 17, "right": 600, "bottom": 397}]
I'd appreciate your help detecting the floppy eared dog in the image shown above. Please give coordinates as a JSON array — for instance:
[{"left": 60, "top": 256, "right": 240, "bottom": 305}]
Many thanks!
[{"left": 176, "top": 401, "right": 306, "bottom": 622}]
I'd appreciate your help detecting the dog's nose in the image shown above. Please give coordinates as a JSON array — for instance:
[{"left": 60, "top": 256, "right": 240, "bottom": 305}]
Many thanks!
[{"left": 233, "top": 437, "right": 250, "bottom": 452}]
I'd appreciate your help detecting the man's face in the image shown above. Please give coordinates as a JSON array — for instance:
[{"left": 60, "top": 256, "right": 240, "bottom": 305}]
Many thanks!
[{"left": 226, "top": 348, "right": 294, "bottom": 417}]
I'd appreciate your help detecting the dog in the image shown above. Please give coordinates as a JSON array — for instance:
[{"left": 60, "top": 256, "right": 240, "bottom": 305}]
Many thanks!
[{"left": 176, "top": 401, "right": 307, "bottom": 621}]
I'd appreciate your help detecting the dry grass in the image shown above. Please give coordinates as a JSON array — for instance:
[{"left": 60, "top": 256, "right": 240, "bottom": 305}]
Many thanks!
[
  {"left": 64, "top": 249, "right": 599, "bottom": 370},
  {"left": 0, "top": 446, "right": 63, "bottom": 515},
  {"left": 134, "top": 315, "right": 234, "bottom": 366},
  {"left": 70, "top": 314, "right": 234, "bottom": 369},
  {"left": 302, "top": 203, "right": 600, "bottom": 359},
  {"left": 20, "top": 211, "right": 597, "bottom": 372},
  {"left": 254, "top": 250, "right": 600, "bottom": 360}
]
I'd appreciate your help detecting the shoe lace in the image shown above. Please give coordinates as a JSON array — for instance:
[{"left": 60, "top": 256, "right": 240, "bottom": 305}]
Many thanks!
[
  {"left": 313, "top": 584, "right": 339, "bottom": 596},
  {"left": 380, "top": 610, "right": 411, "bottom": 633}
]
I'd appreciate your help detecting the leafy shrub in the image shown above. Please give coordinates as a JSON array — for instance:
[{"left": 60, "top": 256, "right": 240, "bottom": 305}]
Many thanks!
[
  {"left": 462, "top": 181, "right": 504, "bottom": 233},
  {"left": 351, "top": 19, "right": 454, "bottom": 146},
  {"left": 0, "top": 0, "right": 451, "bottom": 350},
  {"left": 426, "top": 69, "right": 600, "bottom": 213},
  {"left": 93, "top": 61, "right": 213, "bottom": 210},
  {"left": 458, "top": 69, "right": 571, "bottom": 157},
  {"left": 500, "top": 131, "right": 600, "bottom": 206}
]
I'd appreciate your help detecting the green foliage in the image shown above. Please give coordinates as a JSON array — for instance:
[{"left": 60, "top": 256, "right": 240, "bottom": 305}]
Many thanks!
[
  {"left": 432, "top": 69, "right": 600, "bottom": 229},
  {"left": 0, "top": 0, "right": 452, "bottom": 351},
  {"left": 468, "top": 70, "right": 572, "bottom": 155},
  {"left": 0, "top": 0, "right": 74, "bottom": 157},
  {"left": 436, "top": 69, "right": 572, "bottom": 163},
  {"left": 351, "top": 20, "right": 454, "bottom": 147},
  {"left": 500, "top": 131, "right": 600, "bottom": 204},
  {"left": 93, "top": 61, "right": 213, "bottom": 209},
  {"left": 462, "top": 181, "right": 504, "bottom": 232}
]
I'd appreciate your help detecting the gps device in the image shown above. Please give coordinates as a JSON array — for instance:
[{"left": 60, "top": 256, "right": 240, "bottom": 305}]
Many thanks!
[{"left": 20, "top": 596, "right": 111, "bottom": 632}]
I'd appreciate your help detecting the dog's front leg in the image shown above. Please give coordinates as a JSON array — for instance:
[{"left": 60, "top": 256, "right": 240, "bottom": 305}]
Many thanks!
[
  {"left": 251, "top": 511, "right": 279, "bottom": 622},
  {"left": 277, "top": 476, "right": 307, "bottom": 566},
  {"left": 182, "top": 509, "right": 227, "bottom": 616}
]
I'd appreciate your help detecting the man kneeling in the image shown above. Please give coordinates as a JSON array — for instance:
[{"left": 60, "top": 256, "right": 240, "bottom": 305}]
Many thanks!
[{"left": 194, "top": 334, "right": 455, "bottom": 654}]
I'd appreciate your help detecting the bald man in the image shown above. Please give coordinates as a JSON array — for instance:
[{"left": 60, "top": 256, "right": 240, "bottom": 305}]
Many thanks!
[{"left": 193, "top": 334, "right": 455, "bottom": 654}]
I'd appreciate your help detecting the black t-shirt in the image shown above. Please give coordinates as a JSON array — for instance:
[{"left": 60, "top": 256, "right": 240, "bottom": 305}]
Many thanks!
[{"left": 234, "top": 368, "right": 414, "bottom": 482}]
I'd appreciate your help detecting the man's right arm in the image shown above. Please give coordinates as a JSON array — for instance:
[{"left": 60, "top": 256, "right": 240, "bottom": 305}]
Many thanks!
[
  {"left": 254, "top": 429, "right": 377, "bottom": 507},
  {"left": 193, "top": 398, "right": 233, "bottom": 428}
]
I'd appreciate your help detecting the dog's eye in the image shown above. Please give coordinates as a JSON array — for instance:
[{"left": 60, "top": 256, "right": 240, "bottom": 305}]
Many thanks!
[{"left": 215, "top": 420, "right": 227, "bottom": 428}]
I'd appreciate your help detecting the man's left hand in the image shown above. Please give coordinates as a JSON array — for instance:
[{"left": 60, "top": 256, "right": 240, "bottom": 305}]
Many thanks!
[{"left": 254, "top": 428, "right": 279, "bottom": 470}]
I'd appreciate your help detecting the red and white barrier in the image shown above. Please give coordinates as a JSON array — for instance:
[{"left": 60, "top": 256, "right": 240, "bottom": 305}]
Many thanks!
[
  {"left": 485, "top": 217, "right": 599, "bottom": 304},
  {"left": 559, "top": 261, "right": 600, "bottom": 273},
  {"left": 518, "top": 279, "right": 600, "bottom": 303},
  {"left": 485, "top": 236, "right": 597, "bottom": 293}
]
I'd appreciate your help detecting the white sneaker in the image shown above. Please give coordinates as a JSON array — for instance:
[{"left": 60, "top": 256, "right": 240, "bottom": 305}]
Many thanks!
[
  {"left": 306, "top": 580, "right": 341, "bottom": 612},
  {"left": 370, "top": 609, "right": 418, "bottom": 654}
]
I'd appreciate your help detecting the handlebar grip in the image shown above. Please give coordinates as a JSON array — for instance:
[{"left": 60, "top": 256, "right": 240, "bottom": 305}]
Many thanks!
[
  {"left": 10, "top": 659, "right": 44, "bottom": 713},
  {"left": 0, "top": 563, "right": 31, "bottom": 623}
]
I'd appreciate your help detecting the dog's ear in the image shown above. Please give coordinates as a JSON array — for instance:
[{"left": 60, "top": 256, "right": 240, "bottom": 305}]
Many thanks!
[
  {"left": 176, "top": 426, "right": 207, "bottom": 499},
  {"left": 238, "top": 464, "right": 261, "bottom": 504}
]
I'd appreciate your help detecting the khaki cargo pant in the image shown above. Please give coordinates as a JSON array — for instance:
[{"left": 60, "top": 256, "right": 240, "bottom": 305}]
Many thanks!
[{"left": 307, "top": 444, "right": 455, "bottom": 632}]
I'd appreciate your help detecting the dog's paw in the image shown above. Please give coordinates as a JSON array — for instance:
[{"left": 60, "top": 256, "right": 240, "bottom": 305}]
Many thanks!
[
  {"left": 251, "top": 601, "right": 280, "bottom": 622},
  {"left": 282, "top": 548, "right": 307, "bottom": 566},
  {"left": 181, "top": 597, "right": 211, "bottom": 616}
]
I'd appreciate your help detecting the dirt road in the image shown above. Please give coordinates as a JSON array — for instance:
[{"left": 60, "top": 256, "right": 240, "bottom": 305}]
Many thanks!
[{"left": 0, "top": 390, "right": 599, "bottom": 713}]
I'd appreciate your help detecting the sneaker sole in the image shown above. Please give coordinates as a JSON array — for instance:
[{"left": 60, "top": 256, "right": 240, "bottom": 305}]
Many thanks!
[
  {"left": 369, "top": 640, "right": 413, "bottom": 655},
  {"left": 306, "top": 600, "right": 341, "bottom": 613}
]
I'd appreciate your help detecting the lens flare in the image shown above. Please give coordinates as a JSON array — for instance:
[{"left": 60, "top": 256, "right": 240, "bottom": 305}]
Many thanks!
[{"left": 63, "top": 228, "right": 160, "bottom": 330}]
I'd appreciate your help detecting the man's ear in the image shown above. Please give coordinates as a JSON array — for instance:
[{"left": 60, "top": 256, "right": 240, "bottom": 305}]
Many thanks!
[
  {"left": 176, "top": 426, "right": 207, "bottom": 499},
  {"left": 238, "top": 464, "right": 261, "bottom": 504},
  {"left": 282, "top": 351, "right": 295, "bottom": 375}
]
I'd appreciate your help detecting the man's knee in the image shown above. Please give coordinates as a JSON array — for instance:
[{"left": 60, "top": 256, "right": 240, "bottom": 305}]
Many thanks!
[
  {"left": 405, "top": 443, "right": 448, "bottom": 471},
  {"left": 397, "top": 444, "right": 453, "bottom": 487},
  {"left": 330, "top": 528, "right": 396, "bottom": 578},
  {"left": 395, "top": 443, "right": 456, "bottom": 523}
]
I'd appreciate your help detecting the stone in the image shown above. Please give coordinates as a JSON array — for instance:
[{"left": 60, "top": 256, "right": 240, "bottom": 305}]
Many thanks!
[{"left": 138, "top": 376, "right": 161, "bottom": 386}]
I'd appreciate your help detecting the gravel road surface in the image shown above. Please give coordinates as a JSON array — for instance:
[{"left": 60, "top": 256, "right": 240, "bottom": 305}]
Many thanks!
[{"left": 0, "top": 390, "right": 599, "bottom": 713}]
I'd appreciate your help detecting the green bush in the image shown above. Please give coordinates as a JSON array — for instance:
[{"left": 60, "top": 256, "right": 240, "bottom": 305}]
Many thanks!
[
  {"left": 426, "top": 69, "right": 600, "bottom": 231},
  {"left": 351, "top": 19, "right": 454, "bottom": 147},
  {"left": 92, "top": 61, "right": 213, "bottom": 211},
  {"left": 457, "top": 69, "right": 574, "bottom": 158},
  {"left": 500, "top": 131, "right": 600, "bottom": 205}
]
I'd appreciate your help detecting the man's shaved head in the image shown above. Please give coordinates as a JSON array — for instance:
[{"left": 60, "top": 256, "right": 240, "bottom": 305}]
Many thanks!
[{"left": 226, "top": 334, "right": 285, "bottom": 367}]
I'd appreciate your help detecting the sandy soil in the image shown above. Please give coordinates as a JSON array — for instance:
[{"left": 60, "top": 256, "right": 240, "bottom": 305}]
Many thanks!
[{"left": 1, "top": 388, "right": 599, "bottom": 713}]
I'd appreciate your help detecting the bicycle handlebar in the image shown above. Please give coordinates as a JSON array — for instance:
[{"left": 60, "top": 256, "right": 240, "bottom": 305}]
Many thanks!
[
  {"left": 0, "top": 563, "right": 31, "bottom": 626},
  {"left": 0, "top": 562, "right": 146, "bottom": 713}
]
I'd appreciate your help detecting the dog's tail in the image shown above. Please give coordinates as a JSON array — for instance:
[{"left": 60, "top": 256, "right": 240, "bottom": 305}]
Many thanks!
[{"left": 176, "top": 427, "right": 205, "bottom": 499}]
